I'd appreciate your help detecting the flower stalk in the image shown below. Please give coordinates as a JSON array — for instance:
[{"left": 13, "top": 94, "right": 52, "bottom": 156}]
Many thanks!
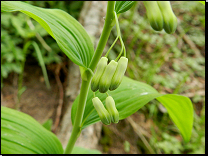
[{"left": 64, "top": 1, "right": 116, "bottom": 154}]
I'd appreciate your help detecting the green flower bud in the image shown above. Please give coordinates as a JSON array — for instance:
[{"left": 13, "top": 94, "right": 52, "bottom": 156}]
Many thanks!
[
  {"left": 105, "top": 96, "right": 119, "bottom": 123},
  {"left": 143, "top": 1, "right": 163, "bottom": 31},
  {"left": 157, "top": 1, "right": 177, "bottom": 34},
  {"left": 99, "top": 60, "right": 118, "bottom": 93},
  {"left": 92, "top": 97, "right": 111, "bottom": 125},
  {"left": 109, "top": 57, "right": 128, "bottom": 91},
  {"left": 91, "top": 57, "right": 108, "bottom": 92}
]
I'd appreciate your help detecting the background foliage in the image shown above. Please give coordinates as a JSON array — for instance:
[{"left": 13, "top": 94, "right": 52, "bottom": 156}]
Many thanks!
[
  {"left": 1, "top": 1, "right": 205, "bottom": 154},
  {"left": 1, "top": 1, "right": 84, "bottom": 88},
  {"left": 106, "top": 1, "right": 204, "bottom": 154}
]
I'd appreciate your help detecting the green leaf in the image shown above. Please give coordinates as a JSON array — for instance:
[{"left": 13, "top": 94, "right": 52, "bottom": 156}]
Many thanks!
[
  {"left": 18, "top": 86, "right": 27, "bottom": 97},
  {"left": 1, "top": 106, "right": 63, "bottom": 154},
  {"left": 42, "top": 119, "right": 53, "bottom": 131},
  {"left": 1, "top": 1, "right": 94, "bottom": 68},
  {"left": 156, "top": 94, "right": 194, "bottom": 143},
  {"left": 72, "top": 76, "right": 161, "bottom": 129},
  {"left": 71, "top": 146, "right": 102, "bottom": 154},
  {"left": 115, "top": 1, "right": 136, "bottom": 14},
  {"left": 71, "top": 76, "right": 194, "bottom": 142},
  {"left": 1, "top": 65, "right": 9, "bottom": 78},
  {"left": 198, "top": 1, "right": 205, "bottom": 5}
]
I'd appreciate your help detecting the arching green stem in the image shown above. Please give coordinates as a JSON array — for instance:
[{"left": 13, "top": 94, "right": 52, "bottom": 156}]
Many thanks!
[
  {"left": 114, "top": 11, "right": 126, "bottom": 61},
  {"left": 105, "top": 36, "right": 119, "bottom": 57},
  {"left": 64, "top": 1, "right": 116, "bottom": 154}
]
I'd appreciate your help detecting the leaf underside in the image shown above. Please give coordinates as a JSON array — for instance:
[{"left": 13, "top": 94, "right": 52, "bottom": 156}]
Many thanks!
[{"left": 115, "top": 1, "right": 136, "bottom": 14}]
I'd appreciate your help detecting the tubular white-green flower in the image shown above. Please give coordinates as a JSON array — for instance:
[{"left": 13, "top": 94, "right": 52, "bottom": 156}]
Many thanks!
[
  {"left": 157, "top": 1, "right": 177, "bottom": 34},
  {"left": 105, "top": 96, "right": 119, "bottom": 123},
  {"left": 91, "top": 57, "right": 108, "bottom": 92},
  {"left": 143, "top": 1, "right": 163, "bottom": 31},
  {"left": 99, "top": 60, "right": 118, "bottom": 93},
  {"left": 109, "top": 57, "right": 128, "bottom": 91},
  {"left": 92, "top": 97, "right": 111, "bottom": 125}
]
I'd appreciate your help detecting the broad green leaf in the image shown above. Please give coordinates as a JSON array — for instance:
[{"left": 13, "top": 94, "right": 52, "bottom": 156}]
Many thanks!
[
  {"left": 1, "top": 1, "right": 94, "bottom": 68},
  {"left": 71, "top": 146, "right": 102, "bottom": 154},
  {"left": 72, "top": 76, "right": 161, "bottom": 129},
  {"left": 1, "top": 106, "right": 63, "bottom": 154},
  {"left": 115, "top": 1, "right": 136, "bottom": 14},
  {"left": 156, "top": 94, "right": 193, "bottom": 143},
  {"left": 71, "top": 76, "right": 194, "bottom": 142}
]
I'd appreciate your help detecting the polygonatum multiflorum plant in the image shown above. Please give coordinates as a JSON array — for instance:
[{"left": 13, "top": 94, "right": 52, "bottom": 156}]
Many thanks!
[{"left": 1, "top": 1, "right": 195, "bottom": 154}]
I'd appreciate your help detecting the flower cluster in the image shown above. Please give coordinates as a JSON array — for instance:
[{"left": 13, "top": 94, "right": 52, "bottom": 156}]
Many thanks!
[
  {"left": 91, "top": 56, "right": 128, "bottom": 125},
  {"left": 143, "top": 1, "right": 177, "bottom": 34},
  {"left": 91, "top": 56, "right": 128, "bottom": 93},
  {"left": 92, "top": 96, "right": 119, "bottom": 125}
]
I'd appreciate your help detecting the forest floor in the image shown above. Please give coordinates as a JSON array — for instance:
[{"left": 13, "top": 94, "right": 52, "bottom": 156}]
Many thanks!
[
  {"left": 1, "top": 57, "right": 60, "bottom": 124},
  {"left": 1, "top": 1, "right": 205, "bottom": 154}
]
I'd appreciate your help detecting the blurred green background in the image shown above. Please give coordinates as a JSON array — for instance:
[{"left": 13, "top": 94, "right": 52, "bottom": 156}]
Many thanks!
[{"left": 1, "top": 1, "right": 205, "bottom": 154}]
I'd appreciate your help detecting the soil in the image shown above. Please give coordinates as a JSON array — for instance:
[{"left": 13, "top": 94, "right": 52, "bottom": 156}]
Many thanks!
[
  {"left": 1, "top": 57, "right": 62, "bottom": 124},
  {"left": 97, "top": 119, "right": 141, "bottom": 154}
]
